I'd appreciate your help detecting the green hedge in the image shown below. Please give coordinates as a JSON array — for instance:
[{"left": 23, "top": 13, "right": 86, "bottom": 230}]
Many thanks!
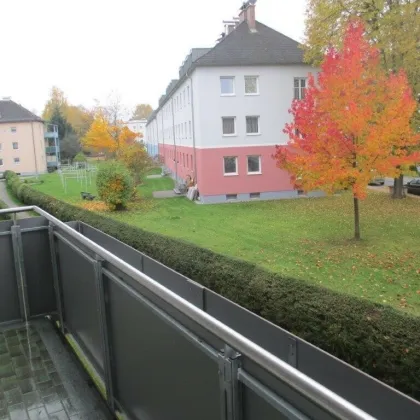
[
  {"left": 5, "top": 170, "right": 420, "bottom": 400},
  {"left": 0, "top": 198, "right": 10, "bottom": 220}
]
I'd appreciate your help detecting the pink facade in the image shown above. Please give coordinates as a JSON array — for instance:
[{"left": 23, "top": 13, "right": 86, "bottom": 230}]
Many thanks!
[
  {"left": 159, "top": 144, "right": 196, "bottom": 183},
  {"left": 160, "top": 143, "right": 293, "bottom": 197},
  {"left": 196, "top": 146, "right": 293, "bottom": 196}
]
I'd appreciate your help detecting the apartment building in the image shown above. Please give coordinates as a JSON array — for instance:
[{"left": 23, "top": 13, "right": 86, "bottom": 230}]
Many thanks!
[
  {"left": 0, "top": 98, "right": 60, "bottom": 175},
  {"left": 146, "top": 2, "right": 317, "bottom": 203}
]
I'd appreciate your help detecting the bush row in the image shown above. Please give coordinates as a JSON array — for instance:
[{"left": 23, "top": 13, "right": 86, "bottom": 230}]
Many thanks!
[
  {"left": 0, "top": 198, "right": 11, "bottom": 220},
  {"left": 5, "top": 170, "right": 420, "bottom": 400}
]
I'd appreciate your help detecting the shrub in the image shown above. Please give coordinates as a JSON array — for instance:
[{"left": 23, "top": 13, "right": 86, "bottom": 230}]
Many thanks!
[
  {"left": 5, "top": 170, "right": 420, "bottom": 401},
  {"left": 73, "top": 152, "right": 87, "bottom": 163},
  {"left": 96, "top": 161, "right": 133, "bottom": 211}
]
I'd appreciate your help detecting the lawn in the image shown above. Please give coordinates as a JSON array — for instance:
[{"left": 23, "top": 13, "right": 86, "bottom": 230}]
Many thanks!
[{"left": 32, "top": 172, "right": 420, "bottom": 315}]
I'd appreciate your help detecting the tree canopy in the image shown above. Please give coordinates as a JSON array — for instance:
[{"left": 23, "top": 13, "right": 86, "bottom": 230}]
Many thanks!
[
  {"left": 131, "top": 104, "right": 153, "bottom": 120},
  {"left": 275, "top": 20, "right": 419, "bottom": 239}
]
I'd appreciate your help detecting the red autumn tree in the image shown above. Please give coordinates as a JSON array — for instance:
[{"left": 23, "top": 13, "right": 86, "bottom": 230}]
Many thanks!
[{"left": 274, "top": 20, "right": 419, "bottom": 240}]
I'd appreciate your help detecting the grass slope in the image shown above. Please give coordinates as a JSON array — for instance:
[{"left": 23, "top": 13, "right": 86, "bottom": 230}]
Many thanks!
[{"left": 33, "top": 172, "right": 420, "bottom": 315}]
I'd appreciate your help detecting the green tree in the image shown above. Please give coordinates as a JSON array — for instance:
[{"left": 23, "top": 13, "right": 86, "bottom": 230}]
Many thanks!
[
  {"left": 60, "top": 133, "right": 81, "bottom": 160},
  {"left": 131, "top": 104, "right": 153, "bottom": 120},
  {"left": 49, "top": 105, "right": 73, "bottom": 140},
  {"left": 304, "top": 0, "right": 420, "bottom": 197},
  {"left": 96, "top": 161, "right": 134, "bottom": 211}
]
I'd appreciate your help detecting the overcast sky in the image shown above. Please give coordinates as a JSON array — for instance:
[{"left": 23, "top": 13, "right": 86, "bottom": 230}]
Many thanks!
[{"left": 0, "top": 0, "right": 307, "bottom": 115}]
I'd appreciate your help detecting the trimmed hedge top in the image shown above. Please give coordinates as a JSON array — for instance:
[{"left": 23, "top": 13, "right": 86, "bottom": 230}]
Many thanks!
[{"left": 4, "top": 170, "right": 420, "bottom": 401}]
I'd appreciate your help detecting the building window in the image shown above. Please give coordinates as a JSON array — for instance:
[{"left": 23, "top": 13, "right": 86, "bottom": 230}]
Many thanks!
[
  {"left": 220, "top": 77, "right": 235, "bottom": 96},
  {"left": 191, "top": 154, "right": 193, "bottom": 169},
  {"left": 222, "top": 117, "right": 236, "bottom": 136},
  {"left": 187, "top": 86, "right": 190, "bottom": 104},
  {"left": 189, "top": 121, "right": 192, "bottom": 138},
  {"left": 14, "top": 157, "right": 20, "bottom": 165},
  {"left": 245, "top": 76, "right": 259, "bottom": 95},
  {"left": 247, "top": 155, "right": 261, "bottom": 174},
  {"left": 246, "top": 116, "right": 260, "bottom": 135},
  {"left": 184, "top": 122, "right": 187, "bottom": 139},
  {"left": 132, "top": 125, "right": 137, "bottom": 130},
  {"left": 12, "top": 142, "right": 19, "bottom": 150},
  {"left": 226, "top": 194, "right": 238, "bottom": 201},
  {"left": 250, "top": 192, "right": 261, "bottom": 199},
  {"left": 0, "top": 159, "right": 3, "bottom": 166},
  {"left": 224, "top": 156, "right": 238, "bottom": 176},
  {"left": 294, "top": 78, "right": 307, "bottom": 100},
  {"left": 0, "top": 143, "right": 2, "bottom": 151},
  {"left": 186, "top": 154, "right": 189, "bottom": 168},
  {"left": 11, "top": 127, "right": 16, "bottom": 133}
]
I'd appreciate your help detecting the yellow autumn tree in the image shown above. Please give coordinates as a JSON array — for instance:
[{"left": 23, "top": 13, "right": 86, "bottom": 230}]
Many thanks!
[{"left": 82, "top": 111, "right": 138, "bottom": 157}]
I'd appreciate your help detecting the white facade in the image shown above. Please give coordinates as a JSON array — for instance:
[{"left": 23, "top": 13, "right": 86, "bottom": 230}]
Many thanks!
[
  {"left": 191, "top": 65, "right": 313, "bottom": 149},
  {"left": 147, "top": 64, "right": 314, "bottom": 152},
  {"left": 124, "top": 119, "right": 147, "bottom": 140}
]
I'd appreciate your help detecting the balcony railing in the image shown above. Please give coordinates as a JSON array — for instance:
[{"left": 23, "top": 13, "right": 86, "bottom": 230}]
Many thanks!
[
  {"left": 0, "top": 206, "right": 419, "bottom": 420},
  {"left": 45, "top": 146, "right": 58, "bottom": 154}
]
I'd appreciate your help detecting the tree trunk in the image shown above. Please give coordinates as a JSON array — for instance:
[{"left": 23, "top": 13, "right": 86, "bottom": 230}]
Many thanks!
[
  {"left": 353, "top": 196, "right": 361, "bottom": 240},
  {"left": 392, "top": 175, "right": 405, "bottom": 199}
]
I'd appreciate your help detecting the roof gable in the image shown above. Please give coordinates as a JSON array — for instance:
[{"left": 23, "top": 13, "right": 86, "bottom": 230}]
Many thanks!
[
  {"left": 195, "top": 21, "right": 304, "bottom": 67},
  {"left": 0, "top": 100, "right": 43, "bottom": 124}
]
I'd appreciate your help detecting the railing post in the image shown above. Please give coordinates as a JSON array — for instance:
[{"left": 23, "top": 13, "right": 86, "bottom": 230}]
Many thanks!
[
  {"left": 11, "top": 225, "right": 30, "bottom": 321},
  {"left": 48, "top": 223, "right": 65, "bottom": 334},
  {"left": 94, "top": 257, "right": 115, "bottom": 412},
  {"left": 218, "top": 345, "right": 242, "bottom": 420}
]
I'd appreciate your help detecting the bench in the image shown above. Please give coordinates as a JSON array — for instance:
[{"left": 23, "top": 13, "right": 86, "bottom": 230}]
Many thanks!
[{"left": 80, "top": 192, "right": 96, "bottom": 201}]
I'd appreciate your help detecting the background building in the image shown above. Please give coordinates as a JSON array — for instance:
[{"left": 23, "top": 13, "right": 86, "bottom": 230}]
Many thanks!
[
  {"left": 146, "top": 2, "right": 317, "bottom": 203},
  {"left": 0, "top": 98, "right": 60, "bottom": 175}
]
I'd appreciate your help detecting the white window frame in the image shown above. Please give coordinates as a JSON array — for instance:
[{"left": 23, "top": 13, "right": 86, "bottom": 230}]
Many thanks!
[
  {"left": 294, "top": 77, "right": 307, "bottom": 100},
  {"left": 12, "top": 142, "right": 19, "bottom": 150},
  {"left": 246, "top": 116, "right": 260, "bottom": 136},
  {"left": 247, "top": 155, "right": 262, "bottom": 175},
  {"left": 187, "top": 86, "right": 191, "bottom": 104},
  {"left": 244, "top": 76, "right": 259, "bottom": 95},
  {"left": 222, "top": 117, "right": 236, "bottom": 137},
  {"left": 223, "top": 156, "right": 238, "bottom": 176},
  {"left": 220, "top": 76, "right": 235, "bottom": 96},
  {"left": 14, "top": 157, "right": 20, "bottom": 165}
]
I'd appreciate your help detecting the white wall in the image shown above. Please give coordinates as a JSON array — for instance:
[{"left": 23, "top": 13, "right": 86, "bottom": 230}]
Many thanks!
[
  {"left": 147, "top": 78, "right": 195, "bottom": 149},
  {"left": 193, "top": 65, "right": 315, "bottom": 148}
]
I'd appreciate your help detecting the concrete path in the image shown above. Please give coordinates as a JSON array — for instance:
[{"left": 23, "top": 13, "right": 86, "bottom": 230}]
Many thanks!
[
  {"left": 147, "top": 174, "right": 163, "bottom": 179},
  {"left": 153, "top": 190, "right": 179, "bottom": 199},
  {"left": 0, "top": 180, "right": 32, "bottom": 219}
]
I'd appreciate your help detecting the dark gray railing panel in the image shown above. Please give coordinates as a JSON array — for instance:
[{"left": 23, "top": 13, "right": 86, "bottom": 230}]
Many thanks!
[
  {"left": 21, "top": 217, "right": 56, "bottom": 316},
  {"left": 241, "top": 357, "right": 335, "bottom": 420},
  {"left": 79, "top": 223, "right": 144, "bottom": 271},
  {"left": 79, "top": 222, "right": 205, "bottom": 308},
  {"left": 0, "top": 220, "right": 20, "bottom": 323},
  {"left": 105, "top": 273, "right": 221, "bottom": 420},
  {"left": 204, "top": 289, "right": 420, "bottom": 419},
  {"left": 56, "top": 237, "right": 104, "bottom": 373}
]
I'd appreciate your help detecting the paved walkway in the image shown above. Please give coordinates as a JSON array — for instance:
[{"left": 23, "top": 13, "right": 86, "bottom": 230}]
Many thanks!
[
  {"left": 146, "top": 174, "right": 162, "bottom": 179},
  {"left": 0, "top": 180, "right": 32, "bottom": 219},
  {"left": 153, "top": 190, "right": 178, "bottom": 199}
]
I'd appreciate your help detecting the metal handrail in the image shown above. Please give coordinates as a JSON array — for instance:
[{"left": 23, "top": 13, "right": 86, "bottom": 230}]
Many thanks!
[{"left": 0, "top": 206, "right": 375, "bottom": 420}]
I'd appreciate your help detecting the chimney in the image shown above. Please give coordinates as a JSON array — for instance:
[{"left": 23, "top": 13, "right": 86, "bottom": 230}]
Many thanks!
[{"left": 239, "top": 1, "right": 257, "bottom": 30}]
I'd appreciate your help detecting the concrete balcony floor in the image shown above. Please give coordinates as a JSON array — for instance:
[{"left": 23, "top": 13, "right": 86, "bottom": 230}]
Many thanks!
[{"left": 0, "top": 319, "right": 111, "bottom": 420}]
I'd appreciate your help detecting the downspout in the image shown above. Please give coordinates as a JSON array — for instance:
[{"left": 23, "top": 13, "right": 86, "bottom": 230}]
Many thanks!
[
  {"left": 171, "top": 97, "right": 178, "bottom": 183},
  {"left": 161, "top": 112, "right": 165, "bottom": 166},
  {"left": 31, "top": 122, "right": 39, "bottom": 177},
  {"left": 186, "top": 70, "right": 198, "bottom": 185}
]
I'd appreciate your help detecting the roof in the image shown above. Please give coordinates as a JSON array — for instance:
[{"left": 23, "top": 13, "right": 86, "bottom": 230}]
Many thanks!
[
  {"left": 195, "top": 21, "right": 304, "bottom": 67},
  {"left": 0, "top": 100, "right": 43, "bottom": 124},
  {"left": 147, "top": 20, "right": 306, "bottom": 126}
]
